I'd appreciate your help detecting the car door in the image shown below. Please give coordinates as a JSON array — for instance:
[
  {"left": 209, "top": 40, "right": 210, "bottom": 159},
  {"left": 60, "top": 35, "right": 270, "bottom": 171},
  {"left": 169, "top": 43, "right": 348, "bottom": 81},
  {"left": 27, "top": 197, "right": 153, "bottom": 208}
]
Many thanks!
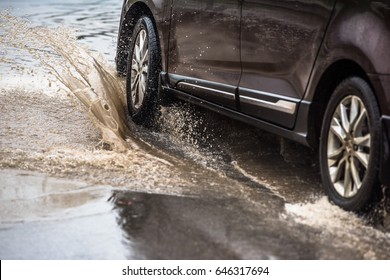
[
  {"left": 167, "top": 0, "right": 241, "bottom": 109},
  {"left": 239, "top": 0, "right": 336, "bottom": 128}
]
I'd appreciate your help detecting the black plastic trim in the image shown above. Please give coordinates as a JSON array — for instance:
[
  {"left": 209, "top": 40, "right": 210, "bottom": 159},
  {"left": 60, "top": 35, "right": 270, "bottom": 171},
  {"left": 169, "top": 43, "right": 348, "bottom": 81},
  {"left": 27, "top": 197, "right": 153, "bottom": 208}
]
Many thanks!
[{"left": 168, "top": 87, "right": 310, "bottom": 146}]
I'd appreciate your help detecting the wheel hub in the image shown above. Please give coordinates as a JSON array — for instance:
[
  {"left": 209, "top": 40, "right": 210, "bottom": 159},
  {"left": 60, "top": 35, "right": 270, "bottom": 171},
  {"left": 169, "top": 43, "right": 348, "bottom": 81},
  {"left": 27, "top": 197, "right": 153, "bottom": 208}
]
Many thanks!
[
  {"left": 326, "top": 95, "right": 371, "bottom": 198},
  {"left": 344, "top": 137, "right": 355, "bottom": 155},
  {"left": 130, "top": 29, "right": 149, "bottom": 110}
]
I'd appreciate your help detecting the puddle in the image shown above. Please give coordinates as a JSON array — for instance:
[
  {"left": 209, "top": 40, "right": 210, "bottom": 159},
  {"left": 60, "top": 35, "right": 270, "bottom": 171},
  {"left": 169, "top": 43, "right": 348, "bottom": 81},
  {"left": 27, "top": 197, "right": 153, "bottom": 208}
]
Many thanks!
[
  {"left": 0, "top": 169, "right": 284, "bottom": 260},
  {"left": 2, "top": 169, "right": 390, "bottom": 260}
]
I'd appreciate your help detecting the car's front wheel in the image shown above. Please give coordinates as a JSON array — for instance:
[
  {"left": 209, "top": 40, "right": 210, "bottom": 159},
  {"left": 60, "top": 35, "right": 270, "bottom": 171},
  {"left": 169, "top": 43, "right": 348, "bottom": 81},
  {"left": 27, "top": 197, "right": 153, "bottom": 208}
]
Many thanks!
[
  {"left": 320, "top": 77, "right": 381, "bottom": 211},
  {"left": 126, "top": 16, "right": 161, "bottom": 127}
]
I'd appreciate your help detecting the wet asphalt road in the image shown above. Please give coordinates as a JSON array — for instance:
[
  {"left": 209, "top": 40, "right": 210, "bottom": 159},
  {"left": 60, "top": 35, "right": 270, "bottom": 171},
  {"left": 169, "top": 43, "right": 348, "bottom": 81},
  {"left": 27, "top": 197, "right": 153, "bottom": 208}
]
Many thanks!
[
  {"left": 1, "top": 154, "right": 390, "bottom": 260},
  {"left": 1, "top": 0, "right": 390, "bottom": 260},
  {"left": 0, "top": 170, "right": 380, "bottom": 259}
]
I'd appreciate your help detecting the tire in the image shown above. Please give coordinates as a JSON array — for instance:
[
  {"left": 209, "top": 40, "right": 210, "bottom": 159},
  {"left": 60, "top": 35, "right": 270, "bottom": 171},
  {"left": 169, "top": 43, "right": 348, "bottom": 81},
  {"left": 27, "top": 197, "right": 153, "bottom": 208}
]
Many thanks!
[
  {"left": 126, "top": 16, "right": 161, "bottom": 127},
  {"left": 320, "top": 77, "right": 381, "bottom": 211}
]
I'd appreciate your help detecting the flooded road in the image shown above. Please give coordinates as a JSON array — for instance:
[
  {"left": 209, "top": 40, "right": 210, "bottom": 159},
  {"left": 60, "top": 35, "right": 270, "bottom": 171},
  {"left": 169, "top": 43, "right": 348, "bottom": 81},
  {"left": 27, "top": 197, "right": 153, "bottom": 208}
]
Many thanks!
[
  {"left": 1, "top": 0, "right": 390, "bottom": 259},
  {"left": 2, "top": 169, "right": 390, "bottom": 260}
]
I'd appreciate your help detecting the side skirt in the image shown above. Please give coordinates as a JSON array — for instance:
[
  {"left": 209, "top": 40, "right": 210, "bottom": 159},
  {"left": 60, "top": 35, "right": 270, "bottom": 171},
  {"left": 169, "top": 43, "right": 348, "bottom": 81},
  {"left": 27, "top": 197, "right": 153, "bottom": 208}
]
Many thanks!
[{"left": 162, "top": 85, "right": 312, "bottom": 147}]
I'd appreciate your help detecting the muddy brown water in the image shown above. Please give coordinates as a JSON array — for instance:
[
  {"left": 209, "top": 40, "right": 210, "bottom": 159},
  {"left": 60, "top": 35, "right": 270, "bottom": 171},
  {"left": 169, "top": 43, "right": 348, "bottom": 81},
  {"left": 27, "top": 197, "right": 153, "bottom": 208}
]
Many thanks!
[{"left": 1, "top": 0, "right": 390, "bottom": 259}]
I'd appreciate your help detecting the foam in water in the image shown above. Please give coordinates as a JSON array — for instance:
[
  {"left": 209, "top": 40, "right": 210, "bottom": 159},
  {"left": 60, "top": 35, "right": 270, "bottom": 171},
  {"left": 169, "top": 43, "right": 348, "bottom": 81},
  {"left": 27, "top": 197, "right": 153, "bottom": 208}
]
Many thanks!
[
  {"left": 0, "top": 12, "right": 131, "bottom": 152},
  {"left": 284, "top": 196, "right": 365, "bottom": 229}
]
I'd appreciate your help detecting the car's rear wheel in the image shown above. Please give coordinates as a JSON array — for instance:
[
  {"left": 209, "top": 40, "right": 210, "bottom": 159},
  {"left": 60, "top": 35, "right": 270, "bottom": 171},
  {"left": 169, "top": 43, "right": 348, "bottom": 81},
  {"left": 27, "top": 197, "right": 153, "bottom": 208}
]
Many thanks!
[
  {"left": 320, "top": 77, "right": 381, "bottom": 211},
  {"left": 127, "top": 16, "right": 161, "bottom": 127}
]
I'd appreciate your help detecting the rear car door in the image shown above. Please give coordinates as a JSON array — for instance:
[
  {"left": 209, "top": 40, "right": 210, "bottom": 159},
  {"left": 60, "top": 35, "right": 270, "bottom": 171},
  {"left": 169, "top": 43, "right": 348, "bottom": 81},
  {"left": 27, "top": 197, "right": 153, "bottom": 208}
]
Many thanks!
[
  {"left": 239, "top": 0, "right": 336, "bottom": 128},
  {"left": 168, "top": 0, "right": 241, "bottom": 109}
]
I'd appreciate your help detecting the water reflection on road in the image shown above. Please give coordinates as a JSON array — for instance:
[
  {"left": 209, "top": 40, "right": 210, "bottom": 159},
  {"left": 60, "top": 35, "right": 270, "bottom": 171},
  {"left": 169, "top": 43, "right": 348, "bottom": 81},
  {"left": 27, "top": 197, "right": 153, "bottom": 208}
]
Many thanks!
[{"left": 2, "top": 170, "right": 390, "bottom": 259}]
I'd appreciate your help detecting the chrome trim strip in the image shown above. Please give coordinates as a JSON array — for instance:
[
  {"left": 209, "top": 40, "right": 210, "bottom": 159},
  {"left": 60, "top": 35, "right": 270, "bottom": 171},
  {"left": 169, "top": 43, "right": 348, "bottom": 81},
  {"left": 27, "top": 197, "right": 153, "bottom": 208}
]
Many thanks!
[
  {"left": 240, "top": 95, "right": 297, "bottom": 115},
  {"left": 177, "top": 82, "right": 236, "bottom": 100}
]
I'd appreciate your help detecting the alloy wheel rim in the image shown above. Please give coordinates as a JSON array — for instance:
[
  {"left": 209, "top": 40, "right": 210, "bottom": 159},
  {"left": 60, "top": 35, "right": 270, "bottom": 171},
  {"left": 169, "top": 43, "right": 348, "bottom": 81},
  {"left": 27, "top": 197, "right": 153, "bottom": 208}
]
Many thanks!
[
  {"left": 327, "top": 95, "right": 371, "bottom": 198},
  {"left": 130, "top": 29, "right": 149, "bottom": 109}
]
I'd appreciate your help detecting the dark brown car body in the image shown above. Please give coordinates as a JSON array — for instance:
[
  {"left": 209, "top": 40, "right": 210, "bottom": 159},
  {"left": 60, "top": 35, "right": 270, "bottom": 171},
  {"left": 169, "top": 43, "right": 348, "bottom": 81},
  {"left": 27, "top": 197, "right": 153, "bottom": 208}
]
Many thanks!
[{"left": 116, "top": 0, "right": 390, "bottom": 189}]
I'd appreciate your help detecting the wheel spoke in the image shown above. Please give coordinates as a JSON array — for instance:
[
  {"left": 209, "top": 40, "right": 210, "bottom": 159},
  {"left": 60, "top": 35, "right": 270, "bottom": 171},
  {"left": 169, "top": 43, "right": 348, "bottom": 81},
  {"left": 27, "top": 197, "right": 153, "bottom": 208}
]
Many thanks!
[
  {"left": 355, "top": 151, "right": 369, "bottom": 168},
  {"left": 138, "top": 78, "right": 144, "bottom": 104},
  {"left": 142, "top": 49, "right": 149, "bottom": 64},
  {"left": 343, "top": 159, "right": 352, "bottom": 197},
  {"left": 354, "top": 134, "right": 370, "bottom": 148},
  {"left": 328, "top": 146, "right": 344, "bottom": 160},
  {"left": 142, "top": 65, "right": 148, "bottom": 75},
  {"left": 329, "top": 167, "right": 340, "bottom": 184},
  {"left": 140, "top": 74, "right": 146, "bottom": 92},
  {"left": 131, "top": 58, "right": 139, "bottom": 72},
  {"left": 330, "top": 117, "right": 347, "bottom": 142},
  {"left": 330, "top": 155, "right": 347, "bottom": 183},
  {"left": 339, "top": 103, "right": 351, "bottom": 133},
  {"left": 132, "top": 81, "right": 138, "bottom": 100},
  {"left": 353, "top": 107, "right": 367, "bottom": 134},
  {"left": 349, "top": 97, "right": 360, "bottom": 128},
  {"left": 135, "top": 42, "right": 141, "bottom": 62},
  {"left": 350, "top": 158, "right": 362, "bottom": 191},
  {"left": 139, "top": 31, "right": 146, "bottom": 53},
  {"left": 131, "top": 74, "right": 139, "bottom": 89}
]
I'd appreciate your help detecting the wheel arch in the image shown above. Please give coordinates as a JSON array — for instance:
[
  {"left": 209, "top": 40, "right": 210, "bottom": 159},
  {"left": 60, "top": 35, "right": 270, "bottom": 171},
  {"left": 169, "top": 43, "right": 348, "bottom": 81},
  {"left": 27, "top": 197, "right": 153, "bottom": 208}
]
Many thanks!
[
  {"left": 306, "top": 59, "right": 373, "bottom": 148},
  {"left": 116, "top": 1, "right": 161, "bottom": 76}
]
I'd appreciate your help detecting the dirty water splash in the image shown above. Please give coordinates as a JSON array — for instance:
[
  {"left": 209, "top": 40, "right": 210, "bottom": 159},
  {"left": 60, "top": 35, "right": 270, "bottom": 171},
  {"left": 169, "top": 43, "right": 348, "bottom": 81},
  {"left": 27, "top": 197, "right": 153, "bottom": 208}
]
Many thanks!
[
  {"left": 0, "top": 12, "right": 131, "bottom": 152},
  {"left": 0, "top": 12, "right": 231, "bottom": 167},
  {"left": 0, "top": 12, "right": 251, "bottom": 197}
]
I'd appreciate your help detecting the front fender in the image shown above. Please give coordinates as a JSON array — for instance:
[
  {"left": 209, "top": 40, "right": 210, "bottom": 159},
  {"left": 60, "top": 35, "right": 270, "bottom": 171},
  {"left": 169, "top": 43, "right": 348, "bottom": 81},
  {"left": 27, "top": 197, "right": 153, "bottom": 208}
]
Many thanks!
[
  {"left": 116, "top": 0, "right": 172, "bottom": 75},
  {"left": 305, "top": 0, "right": 390, "bottom": 111}
]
